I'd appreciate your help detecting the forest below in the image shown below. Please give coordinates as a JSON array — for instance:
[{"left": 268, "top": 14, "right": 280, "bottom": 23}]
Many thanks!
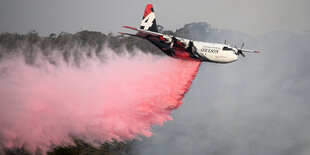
[{"left": 0, "top": 22, "right": 215, "bottom": 155}]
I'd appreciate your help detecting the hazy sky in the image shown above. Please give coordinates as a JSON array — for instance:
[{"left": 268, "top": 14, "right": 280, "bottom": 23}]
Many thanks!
[{"left": 0, "top": 0, "right": 310, "bottom": 36}]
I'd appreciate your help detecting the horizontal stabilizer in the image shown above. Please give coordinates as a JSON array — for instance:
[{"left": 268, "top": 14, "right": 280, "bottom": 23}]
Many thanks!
[
  {"left": 122, "top": 26, "right": 138, "bottom": 31},
  {"left": 122, "top": 26, "right": 163, "bottom": 37},
  {"left": 118, "top": 32, "right": 137, "bottom": 37}
]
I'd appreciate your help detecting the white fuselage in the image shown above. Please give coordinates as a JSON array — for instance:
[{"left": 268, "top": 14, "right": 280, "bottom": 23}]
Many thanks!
[
  {"left": 194, "top": 41, "right": 238, "bottom": 63},
  {"left": 176, "top": 37, "right": 238, "bottom": 63}
]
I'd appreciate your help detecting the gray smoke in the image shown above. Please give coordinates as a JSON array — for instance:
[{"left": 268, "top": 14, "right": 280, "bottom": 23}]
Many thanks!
[{"left": 132, "top": 27, "right": 310, "bottom": 155}]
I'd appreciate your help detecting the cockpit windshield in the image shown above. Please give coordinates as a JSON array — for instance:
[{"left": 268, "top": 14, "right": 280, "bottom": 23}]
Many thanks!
[{"left": 222, "top": 46, "right": 234, "bottom": 51}]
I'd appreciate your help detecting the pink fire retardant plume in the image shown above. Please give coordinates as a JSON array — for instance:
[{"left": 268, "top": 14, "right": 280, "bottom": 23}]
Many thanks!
[{"left": 0, "top": 48, "right": 201, "bottom": 154}]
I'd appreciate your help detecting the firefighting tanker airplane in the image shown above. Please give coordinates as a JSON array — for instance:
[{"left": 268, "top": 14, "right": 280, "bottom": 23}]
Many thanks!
[{"left": 120, "top": 4, "right": 260, "bottom": 63}]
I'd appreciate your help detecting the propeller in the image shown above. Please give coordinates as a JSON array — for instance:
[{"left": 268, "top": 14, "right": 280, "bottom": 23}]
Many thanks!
[{"left": 235, "top": 43, "right": 245, "bottom": 57}]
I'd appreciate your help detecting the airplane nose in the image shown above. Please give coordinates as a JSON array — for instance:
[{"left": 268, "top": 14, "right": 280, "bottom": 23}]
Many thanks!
[{"left": 232, "top": 53, "right": 238, "bottom": 61}]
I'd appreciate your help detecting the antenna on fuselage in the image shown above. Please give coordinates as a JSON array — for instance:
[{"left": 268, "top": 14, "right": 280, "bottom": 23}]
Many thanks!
[{"left": 224, "top": 40, "right": 227, "bottom": 44}]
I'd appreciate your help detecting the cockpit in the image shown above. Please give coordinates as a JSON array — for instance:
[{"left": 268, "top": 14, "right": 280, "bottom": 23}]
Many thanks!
[{"left": 222, "top": 46, "right": 234, "bottom": 51}]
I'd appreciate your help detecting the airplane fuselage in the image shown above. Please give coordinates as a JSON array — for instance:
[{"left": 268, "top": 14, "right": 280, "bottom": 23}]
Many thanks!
[
  {"left": 190, "top": 41, "right": 238, "bottom": 63},
  {"left": 146, "top": 35, "right": 238, "bottom": 63}
]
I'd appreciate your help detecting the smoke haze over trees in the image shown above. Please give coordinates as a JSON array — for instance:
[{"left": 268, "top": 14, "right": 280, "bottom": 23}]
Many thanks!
[{"left": 1, "top": 22, "right": 310, "bottom": 155}]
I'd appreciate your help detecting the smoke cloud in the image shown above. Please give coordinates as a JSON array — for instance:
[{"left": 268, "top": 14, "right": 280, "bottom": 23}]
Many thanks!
[
  {"left": 133, "top": 30, "right": 310, "bottom": 155},
  {"left": 0, "top": 47, "right": 201, "bottom": 154}
]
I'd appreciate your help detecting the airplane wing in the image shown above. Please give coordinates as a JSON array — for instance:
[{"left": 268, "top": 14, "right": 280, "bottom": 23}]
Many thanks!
[
  {"left": 241, "top": 49, "right": 260, "bottom": 53},
  {"left": 122, "top": 26, "right": 163, "bottom": 37}
]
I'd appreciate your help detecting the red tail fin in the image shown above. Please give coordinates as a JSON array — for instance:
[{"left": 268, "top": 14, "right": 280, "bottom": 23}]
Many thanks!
[{"left": 140, "top": 4, "right": 158, "bottom": 32}]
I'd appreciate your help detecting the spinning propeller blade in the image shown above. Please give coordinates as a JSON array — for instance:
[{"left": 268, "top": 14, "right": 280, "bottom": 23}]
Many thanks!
[{"left": 235, "top": 44, "right": 245, "bottom": 57}]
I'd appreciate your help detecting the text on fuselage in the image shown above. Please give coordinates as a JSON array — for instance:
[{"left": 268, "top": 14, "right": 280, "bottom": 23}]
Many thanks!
[{"left": 199, "top": 47, "right": 219, "bottom": 54}]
